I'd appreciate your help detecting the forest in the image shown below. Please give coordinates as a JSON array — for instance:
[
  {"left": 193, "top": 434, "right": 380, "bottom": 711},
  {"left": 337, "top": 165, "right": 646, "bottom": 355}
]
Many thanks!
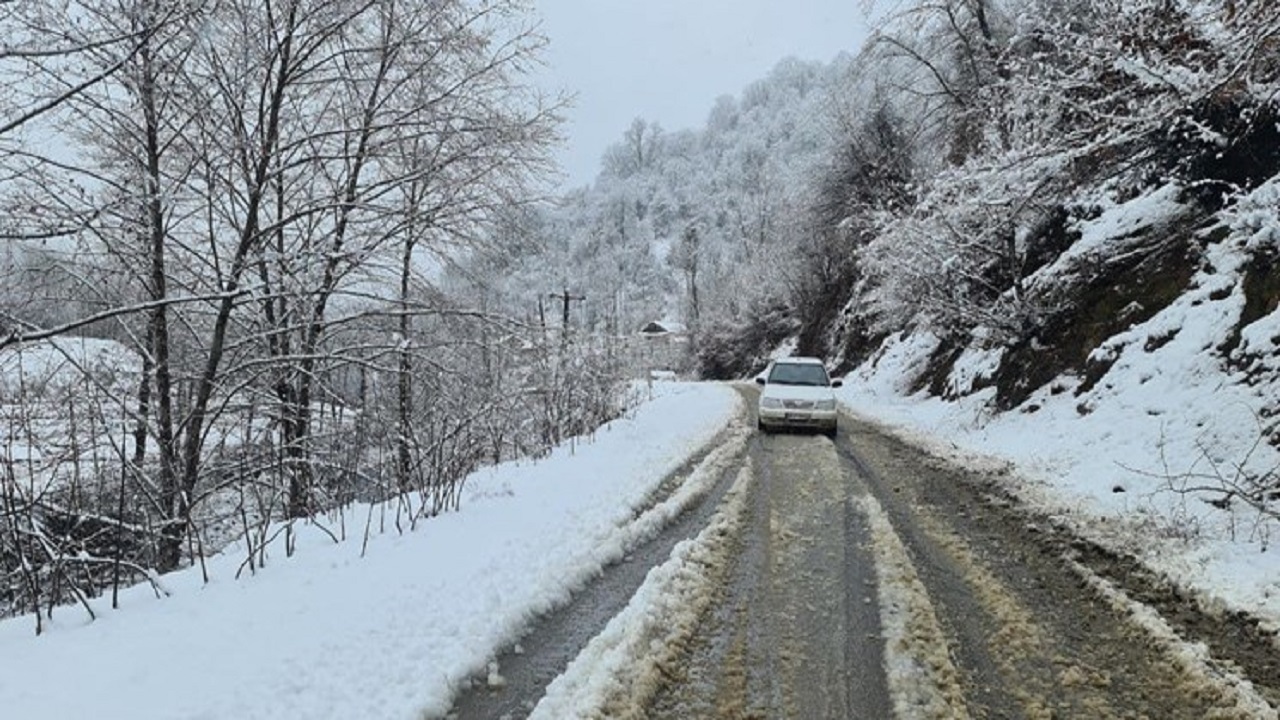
[{"left": 3, "top": 0, "right": 1279, "bottom": 627}]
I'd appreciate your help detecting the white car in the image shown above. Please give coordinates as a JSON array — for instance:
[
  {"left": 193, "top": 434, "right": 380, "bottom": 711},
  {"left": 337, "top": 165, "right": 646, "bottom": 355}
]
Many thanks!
[{"left": 754, "top": 357, "right": 842, "bottom": 437}]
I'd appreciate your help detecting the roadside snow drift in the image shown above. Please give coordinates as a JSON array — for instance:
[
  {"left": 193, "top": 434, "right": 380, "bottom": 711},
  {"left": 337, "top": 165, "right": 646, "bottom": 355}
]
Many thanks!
[{"left": 0, "top": 382, "right": 741, "bottom": 720}]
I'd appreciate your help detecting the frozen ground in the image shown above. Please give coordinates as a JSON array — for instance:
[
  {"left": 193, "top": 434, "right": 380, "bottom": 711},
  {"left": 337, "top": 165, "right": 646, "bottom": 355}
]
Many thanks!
[{"left": 0, "top": 381, "right": 741, "bottom": 720}]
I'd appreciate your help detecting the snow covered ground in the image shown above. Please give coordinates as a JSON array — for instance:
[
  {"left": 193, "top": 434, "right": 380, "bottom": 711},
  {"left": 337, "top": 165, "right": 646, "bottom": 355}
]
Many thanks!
[{"left": 0, "top": 381, "right": 741, "bottom": 720}]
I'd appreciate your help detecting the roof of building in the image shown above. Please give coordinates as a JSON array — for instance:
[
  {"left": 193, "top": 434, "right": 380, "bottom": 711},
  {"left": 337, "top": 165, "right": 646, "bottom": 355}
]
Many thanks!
[{"left": 639, "top": 320, "right": 687, "bottom": 335}]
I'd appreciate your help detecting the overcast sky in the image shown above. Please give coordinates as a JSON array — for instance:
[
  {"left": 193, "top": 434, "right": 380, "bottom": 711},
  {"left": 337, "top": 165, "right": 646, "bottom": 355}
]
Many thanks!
[{"left": 533, "top": 1, "right": 875, "bottom": 188}]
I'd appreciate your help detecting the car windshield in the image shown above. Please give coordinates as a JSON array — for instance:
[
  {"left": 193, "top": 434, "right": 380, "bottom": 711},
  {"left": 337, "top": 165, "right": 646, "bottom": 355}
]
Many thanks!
[{"left": 767, "top": 362, "right": 829, "bottom": 386}]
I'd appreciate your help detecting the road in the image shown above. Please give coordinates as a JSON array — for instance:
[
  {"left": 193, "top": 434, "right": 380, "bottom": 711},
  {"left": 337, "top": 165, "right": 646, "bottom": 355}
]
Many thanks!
[{"left": 447, "top": 388, "right": 1280, "bottom": 719}]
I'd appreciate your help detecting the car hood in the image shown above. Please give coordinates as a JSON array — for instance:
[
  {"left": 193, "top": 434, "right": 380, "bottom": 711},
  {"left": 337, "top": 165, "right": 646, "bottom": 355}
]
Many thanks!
[{"left": 760, "top": 384, "right": 837, "bottom": 402}]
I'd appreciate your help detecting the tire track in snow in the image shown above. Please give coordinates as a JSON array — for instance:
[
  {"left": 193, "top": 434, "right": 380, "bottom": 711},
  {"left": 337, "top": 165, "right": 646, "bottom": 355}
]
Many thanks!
[
  {"left": 853, "top": 490, "right": 971, "bottom": 720},
  {"left": 526, "top": 464, "right": 754, "bottom": 719},
  {"left": 443, "top": 414, "right": 753, "bottom": 720},
  {"left": 842, "top": 416, "right": 1280, "bottom": 718},
  {"left": 645, "top": 430, "right": 892, "bottom": 719}
]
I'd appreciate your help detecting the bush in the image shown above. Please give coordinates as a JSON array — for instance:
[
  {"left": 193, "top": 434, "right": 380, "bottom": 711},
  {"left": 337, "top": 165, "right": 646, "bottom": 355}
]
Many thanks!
[{"left": 695, "top": 300, "right": 799, "bottom": 379}]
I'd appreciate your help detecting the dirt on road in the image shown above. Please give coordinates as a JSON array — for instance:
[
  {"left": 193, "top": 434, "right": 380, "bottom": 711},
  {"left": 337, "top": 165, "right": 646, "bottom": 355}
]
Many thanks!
[
  {"left": 646, "top": 433, "right": 891, "bottom": 719},
  {"left": 447, "top": 394, "right": 1280, "bottom": 719},
  {"left": 838, "top": 419, "right": 1279, "bottom": 719}
]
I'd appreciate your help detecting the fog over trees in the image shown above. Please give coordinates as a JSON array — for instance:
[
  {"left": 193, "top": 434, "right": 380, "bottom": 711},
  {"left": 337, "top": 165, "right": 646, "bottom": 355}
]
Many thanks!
[
  {"left": 514, "top": 0, "right": 1278, "bottom": 382},
  {"left": 460, "top": 56, "right": 852, "bottom": 378},
  {"left": 3, "top": 0, "right": 1279, "bottom": 626}
]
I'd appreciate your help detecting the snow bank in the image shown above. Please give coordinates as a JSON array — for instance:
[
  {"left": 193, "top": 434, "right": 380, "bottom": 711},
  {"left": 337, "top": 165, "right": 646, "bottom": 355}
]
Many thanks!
[
  {"left": 529, "top": 463, "right": 752, "bottom": 719},
  {"left": 0, "top": 382, "right": 741, "bottom": 720},
  {"left": 0, "top": 336, "right": 137, "bottom": 397}
]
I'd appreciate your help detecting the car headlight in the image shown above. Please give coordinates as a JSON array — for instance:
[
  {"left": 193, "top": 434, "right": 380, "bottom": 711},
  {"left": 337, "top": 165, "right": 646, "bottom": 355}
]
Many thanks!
[
  {"left": 761, "top": 397, "right": 783, "bottom": 409},
  {"left": 815, "top": 399, "right": 836, "bottom": 411}
]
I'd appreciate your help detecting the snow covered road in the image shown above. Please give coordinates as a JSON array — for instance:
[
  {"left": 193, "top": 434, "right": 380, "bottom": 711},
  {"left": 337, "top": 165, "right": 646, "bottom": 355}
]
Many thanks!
[
  {"left": 454, "top": 389, "right": 1280, "bottom": 719},
  {"left": 3, "top": 380, "right": 1278, "bottom": 719},
  {"left": 838, "top": 420, "right": 1280, "bottom": 719}
]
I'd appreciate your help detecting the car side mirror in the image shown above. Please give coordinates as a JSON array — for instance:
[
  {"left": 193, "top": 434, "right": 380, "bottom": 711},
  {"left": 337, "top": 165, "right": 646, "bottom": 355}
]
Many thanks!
[
  {"left": 831, "top": 379, "right": 843, "bottom": 388},
  {"left": 754, "top": 376, "right": 766, "bottom": 386}
]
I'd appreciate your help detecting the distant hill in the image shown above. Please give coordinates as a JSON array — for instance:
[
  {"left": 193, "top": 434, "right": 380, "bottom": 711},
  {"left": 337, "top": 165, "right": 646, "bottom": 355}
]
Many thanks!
[{"left": 505, "top": 0, "right": 1278, "bottom": 422}]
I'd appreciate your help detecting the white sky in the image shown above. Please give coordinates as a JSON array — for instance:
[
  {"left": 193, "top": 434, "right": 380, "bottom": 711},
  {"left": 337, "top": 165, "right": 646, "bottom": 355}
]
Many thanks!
[{"left": 533, "top": 0, "right": 875, "bottom": 188}]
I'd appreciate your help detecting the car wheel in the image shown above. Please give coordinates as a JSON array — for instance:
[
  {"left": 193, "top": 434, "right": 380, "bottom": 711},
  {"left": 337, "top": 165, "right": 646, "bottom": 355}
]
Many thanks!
[
  {"left": 757, "top": 418, "right": 771, "bottom": 434},
  {"left": 824, "top": 425, "right": 837, "bottom": 439}
]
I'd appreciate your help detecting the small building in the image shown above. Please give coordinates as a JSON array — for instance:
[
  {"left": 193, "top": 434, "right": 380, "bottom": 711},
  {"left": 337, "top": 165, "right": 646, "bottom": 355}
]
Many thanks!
[
  {"left": 638, "top": 320, "right": 687, "bottom": 338},
  {"left": 636, "top": 320, "right": 689, "bottom": 374}
]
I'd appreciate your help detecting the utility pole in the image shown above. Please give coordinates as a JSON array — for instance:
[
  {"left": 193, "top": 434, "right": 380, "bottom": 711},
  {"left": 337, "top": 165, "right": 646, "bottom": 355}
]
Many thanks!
[{"left": 548, "top": 288, "right": 585, "bottom": 330}]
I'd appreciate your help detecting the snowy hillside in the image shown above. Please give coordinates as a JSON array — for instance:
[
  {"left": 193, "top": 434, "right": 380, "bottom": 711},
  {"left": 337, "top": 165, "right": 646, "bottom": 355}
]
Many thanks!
[
  {"left": 0, "top": 337, "right": 138, "bottom": 469},
  {"left": 837, "top": 176, "right": 1280, "bottom": 625}
]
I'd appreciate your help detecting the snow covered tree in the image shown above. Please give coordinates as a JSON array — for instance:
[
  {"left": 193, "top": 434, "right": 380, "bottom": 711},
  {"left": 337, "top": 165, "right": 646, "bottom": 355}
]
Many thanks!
[
  {"left": 0, "top": 0, "right": 562, "bottom": 601},
  {"left": 840, "top": 0, "right": 1280, "bottom": 349}
]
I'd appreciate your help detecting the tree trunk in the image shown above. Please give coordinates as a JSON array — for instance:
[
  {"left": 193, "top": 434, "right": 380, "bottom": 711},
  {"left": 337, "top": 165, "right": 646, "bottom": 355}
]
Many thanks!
[
  {"left": 132, "top": 335, "right": 151, "bottom": 466},
  {"left": 136, "top": 21, "right": 182, "bottom": 571},
  {"left": 396, "top": 233, "right": 416, "bottom": 494},
  {"left": 177, "top": 0, "right": 301, "bottom": 535}
]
